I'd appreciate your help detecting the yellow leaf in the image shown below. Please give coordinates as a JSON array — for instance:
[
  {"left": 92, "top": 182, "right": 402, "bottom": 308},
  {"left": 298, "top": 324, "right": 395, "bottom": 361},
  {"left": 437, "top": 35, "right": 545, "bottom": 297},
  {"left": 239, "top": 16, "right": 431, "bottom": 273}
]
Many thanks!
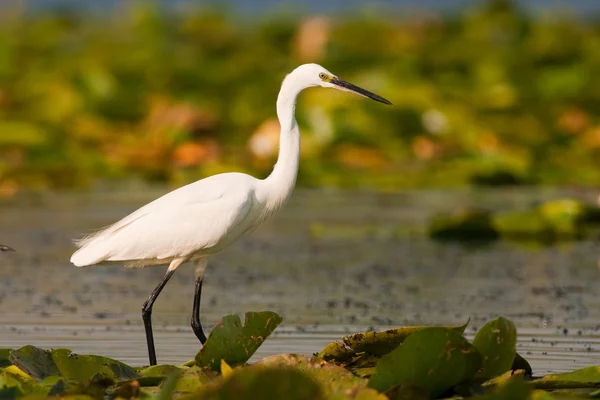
[
  {"left": 220, "top": 359, "right": 233, "bottom": 378},
  {"left": 4, "top": 365, "right": 34, "bottom": 381}
]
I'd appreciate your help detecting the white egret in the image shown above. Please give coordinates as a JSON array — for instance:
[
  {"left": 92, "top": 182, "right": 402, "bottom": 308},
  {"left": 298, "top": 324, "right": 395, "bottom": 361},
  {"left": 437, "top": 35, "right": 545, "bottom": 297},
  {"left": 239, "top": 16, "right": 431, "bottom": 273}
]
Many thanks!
[
  {"left": 0, "top": 245, "right": 13, "bottom": 251},
  {"left": 70, "top": 63, "right": 391, "bottom": 365}
]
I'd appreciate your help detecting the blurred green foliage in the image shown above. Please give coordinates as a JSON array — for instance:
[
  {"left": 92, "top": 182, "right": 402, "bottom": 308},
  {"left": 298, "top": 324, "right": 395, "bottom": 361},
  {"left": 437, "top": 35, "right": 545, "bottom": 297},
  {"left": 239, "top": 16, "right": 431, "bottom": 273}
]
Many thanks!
[{"left": 0, "top": 0, "right": 599, "bottom": 192}]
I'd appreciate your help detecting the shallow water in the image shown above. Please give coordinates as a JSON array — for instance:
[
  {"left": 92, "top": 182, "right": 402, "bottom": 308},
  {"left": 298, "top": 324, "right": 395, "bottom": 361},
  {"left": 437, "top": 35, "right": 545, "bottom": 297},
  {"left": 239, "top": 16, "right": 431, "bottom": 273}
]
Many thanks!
[{"left": 0, "top": 187, "right": 599, "bottom": 375}]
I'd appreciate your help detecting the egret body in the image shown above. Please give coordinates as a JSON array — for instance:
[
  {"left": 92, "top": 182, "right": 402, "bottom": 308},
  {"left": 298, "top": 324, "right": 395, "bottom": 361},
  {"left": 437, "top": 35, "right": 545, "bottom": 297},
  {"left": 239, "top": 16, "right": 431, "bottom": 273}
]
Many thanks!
[
  {"left": 0, "top": 245, "right": 13, "bottom": 252},
  {"left": 71, "top": 63, "right": 391, "bottom": 365}
]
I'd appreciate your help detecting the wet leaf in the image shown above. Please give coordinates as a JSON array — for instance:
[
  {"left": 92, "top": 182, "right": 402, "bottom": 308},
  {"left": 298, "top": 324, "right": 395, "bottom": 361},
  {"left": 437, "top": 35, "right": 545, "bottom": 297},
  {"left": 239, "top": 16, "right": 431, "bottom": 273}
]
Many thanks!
[
  {"left": 196, "top": 366, "right": 324, "bottom": 400},
  {"left": 473, "top": 316, "right": 517, "bottom": 379},
  {"left": 342, "top": 319, "right": 469, "bottom": 356},
  {"left": 532, "top": 366, "right": 600, "bottom": 389},
  {"left": 367, "top": 327, "right": 481, "bottom": 396},
  {"left": 9, "top": 345, "right": 59, "bottom": 380},
  {"left": 195, "top": 311, "right": 283, "bottom": 370}
]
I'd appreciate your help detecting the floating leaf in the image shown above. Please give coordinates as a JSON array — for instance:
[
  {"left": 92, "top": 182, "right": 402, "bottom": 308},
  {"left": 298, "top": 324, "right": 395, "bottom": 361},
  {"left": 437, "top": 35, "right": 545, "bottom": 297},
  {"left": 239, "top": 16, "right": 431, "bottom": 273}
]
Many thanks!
[
  {"left": 156, "top": 370, "right": 183, "bottom": 400},
  {"left": 139, "top": 364, "right": 183, "bottom": 378},
  {"left": 532, "top": 366, "right": 600, "bottom": 389},
  {"left": 473, "top": 316, "right": 517, "bottom": 379},
  {"left": 482, "top": 369, "right": 527, "bottom": 387},
  {"left": 367, "top": 327, "right": 481, "bottom": 397},
  {"left": 174, "top": 366, "right": 217, "bottom": 393},
  {"left": 50, "top": 349, "right": 137, "bottom": 381},
  {"left": 9, "top": 345, "right": 59, "bottom": 380},
  {"left": 197, "top": 366, "right": 324, "bottom": 400},
  {"left": 0, "top": 349, "right": 11, "bottom": 368},
  {"left": 195, "top": 311, "right": 283, "bottom": 370},
  {"left": 318, "top": 342, "right": 355, "bottom": 363},
  {"left": 342, "top": 319, "right": 469, "bottom": 356},
  {"left": 257, "top": 354, "right": 384, "bottom": 399},
  {"left": 478, "top": 379, "right": 531, "bottom": 400}
]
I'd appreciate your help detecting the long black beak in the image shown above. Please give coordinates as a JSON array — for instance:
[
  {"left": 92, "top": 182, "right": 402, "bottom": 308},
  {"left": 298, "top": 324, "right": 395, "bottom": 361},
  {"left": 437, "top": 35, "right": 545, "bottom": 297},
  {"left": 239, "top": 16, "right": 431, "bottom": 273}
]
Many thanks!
[
  {"left": 0, "top": 245, "right": 14, "bottom": 252},
  {"left": 331, "top": 77, "right": 392, "bottom": 105}
]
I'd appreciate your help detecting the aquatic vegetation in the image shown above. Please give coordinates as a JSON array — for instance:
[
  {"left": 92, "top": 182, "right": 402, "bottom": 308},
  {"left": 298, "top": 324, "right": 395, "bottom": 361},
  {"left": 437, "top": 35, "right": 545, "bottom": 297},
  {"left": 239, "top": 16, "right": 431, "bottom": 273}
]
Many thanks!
[
  {"left": 428, "top": 199, "right": 600, "bottom": 243},
  {"left": 2, "top": 313, "right": 600, "bottom": 399},
  {"left": 0, "top": 1, "right": 600, "bottom": 191}
]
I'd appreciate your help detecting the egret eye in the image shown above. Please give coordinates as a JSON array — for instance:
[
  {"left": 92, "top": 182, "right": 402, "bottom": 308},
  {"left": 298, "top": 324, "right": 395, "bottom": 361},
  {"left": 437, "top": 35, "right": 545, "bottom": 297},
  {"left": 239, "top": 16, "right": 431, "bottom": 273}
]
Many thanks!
[{"left": 319, "top": 72, "right": 327, "bottom": 80}]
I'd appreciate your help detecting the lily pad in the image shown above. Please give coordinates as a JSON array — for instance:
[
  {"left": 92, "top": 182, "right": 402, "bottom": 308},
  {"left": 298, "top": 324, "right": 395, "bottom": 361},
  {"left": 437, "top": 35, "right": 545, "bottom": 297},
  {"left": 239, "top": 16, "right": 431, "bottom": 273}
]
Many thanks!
[
  {"left": 532, "top": 366, "right": 600, "bottom": 389},
  {"left": 139, "top": 364, "right": 183, "bottom": 378},
  {"left": 367, "top": 327, "right": 481, "bottom": 397},
  {"left": 478, "top": 379, "right": 531, "bottom": 400},
  {"left": 195, "top": 311, "right": 283, "bottom": 370},
  {"left": 258, "top": 354, "right": 377, "bottom": 399},
  {"left": 50, "top": 349, "right": 137, "bottom": 381},
  {"left": 318, "top": 342, "right": 356, "bottom": 363},
  {"left": 0, "top": 349, "right": 12, "bottom": 368},
  {"left": 473, "top": 316, "right": 518, "bottom": 379},
  {"left": 173, "top": 366, "right": 218, "bottom": 393},
  {"left": 342, "top": 319, "right": 469, "bottom": 356},
  {"left": 196, "top": 366, "right": 324, "bottom": 400},
  {"left": 9, "top": 345, "right": 59, "bottom": 380}
]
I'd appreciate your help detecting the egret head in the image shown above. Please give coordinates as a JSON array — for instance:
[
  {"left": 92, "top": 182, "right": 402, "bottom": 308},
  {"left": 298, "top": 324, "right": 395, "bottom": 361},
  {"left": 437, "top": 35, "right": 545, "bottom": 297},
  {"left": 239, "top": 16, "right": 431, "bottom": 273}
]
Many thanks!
[{"left": 290, "top": 63, "right": 392, "bottom": 105}]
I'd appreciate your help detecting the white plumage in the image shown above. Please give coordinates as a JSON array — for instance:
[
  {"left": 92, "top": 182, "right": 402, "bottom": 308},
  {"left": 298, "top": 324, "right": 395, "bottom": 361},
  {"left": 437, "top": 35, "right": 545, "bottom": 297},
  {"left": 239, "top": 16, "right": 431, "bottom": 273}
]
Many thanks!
[{"left": 70, "top": 63, "right": 391, "bottom": 366}]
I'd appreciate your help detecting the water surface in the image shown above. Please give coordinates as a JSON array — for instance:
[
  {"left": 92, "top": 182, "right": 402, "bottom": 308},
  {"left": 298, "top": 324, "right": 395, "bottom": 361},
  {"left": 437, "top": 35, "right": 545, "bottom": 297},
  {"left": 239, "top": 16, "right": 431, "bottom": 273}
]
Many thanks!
[{"left": 0, "top": 187, "right": 599, "bottom": 375}]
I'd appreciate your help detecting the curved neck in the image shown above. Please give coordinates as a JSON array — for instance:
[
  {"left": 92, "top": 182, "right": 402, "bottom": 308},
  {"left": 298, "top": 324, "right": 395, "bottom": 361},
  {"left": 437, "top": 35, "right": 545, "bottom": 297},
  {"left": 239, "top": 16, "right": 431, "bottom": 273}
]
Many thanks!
[{"left": 261, "top": 75, "right": 304, "bottom": 209}]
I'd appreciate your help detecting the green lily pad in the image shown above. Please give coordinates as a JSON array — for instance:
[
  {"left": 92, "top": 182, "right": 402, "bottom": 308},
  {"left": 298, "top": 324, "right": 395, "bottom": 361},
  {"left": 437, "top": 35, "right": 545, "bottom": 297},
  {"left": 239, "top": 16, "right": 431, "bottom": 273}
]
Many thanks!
[
  {"left": 478, "top": 379, "right": 531, "bottom": 400},
  {"left": 367, "top": 327, "right": 481, "bottom": 397},
  {"left": 318, "top": 342, "right": 356, "bottom": 363},
  {"left": 9, "top": 345, "right": 59, "bottom": 380},
  {"left": 257, "top": 354, "right": 377, "bottom": 399},
  {"left": 342, "top": 319, "right": 469, "bottom": 356},
  {"left": 173, "top": 366, "right": 219, "bottom": 393},
  {"left": 0, "top": 349, "right": 12, "bottom": 368},
  {"left": 139, "top": 364, "right": 183, "bottom": 378},
  {"left": 50, "top": 349, "right": 137, "bottom": 381},
  {"left": 473, "top": 316, "right": 518, "bottom": 379},
  {"left": 532, "top": 366, "right": 600, "bottom": 389},
  {"left": 195, "top": 366, "right": 324, "bottom": 400},
  {"left": 156, "top": 371, "right": 183, "bottom": 400},
  {"left": 195, "top": 311, "right": 283, "bottom": 370}
]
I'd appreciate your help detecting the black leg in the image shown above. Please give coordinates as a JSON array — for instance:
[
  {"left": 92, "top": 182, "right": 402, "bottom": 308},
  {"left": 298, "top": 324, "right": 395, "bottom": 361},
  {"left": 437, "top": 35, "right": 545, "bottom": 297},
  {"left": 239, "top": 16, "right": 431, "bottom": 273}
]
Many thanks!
[
  {"left": 191, "top": 278, "right": 207, "bottom": 344},
  {"left": 142, "top": 269, "right": 176, "bottom": 366}
]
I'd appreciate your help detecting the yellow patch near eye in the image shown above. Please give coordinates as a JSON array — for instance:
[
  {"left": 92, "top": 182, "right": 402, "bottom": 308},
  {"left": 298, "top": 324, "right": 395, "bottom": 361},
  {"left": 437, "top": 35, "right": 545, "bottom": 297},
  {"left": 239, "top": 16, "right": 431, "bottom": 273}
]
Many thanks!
[{"left": 319, "top": 72, "right": 330, "bottom": 81}]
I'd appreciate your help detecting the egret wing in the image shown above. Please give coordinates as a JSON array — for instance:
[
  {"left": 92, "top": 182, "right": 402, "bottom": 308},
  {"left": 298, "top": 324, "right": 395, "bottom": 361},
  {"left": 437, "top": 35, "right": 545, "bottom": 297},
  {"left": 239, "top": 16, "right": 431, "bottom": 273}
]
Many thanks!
[{"left": 71, "top": 173, "right": 256, "bottom": 266}]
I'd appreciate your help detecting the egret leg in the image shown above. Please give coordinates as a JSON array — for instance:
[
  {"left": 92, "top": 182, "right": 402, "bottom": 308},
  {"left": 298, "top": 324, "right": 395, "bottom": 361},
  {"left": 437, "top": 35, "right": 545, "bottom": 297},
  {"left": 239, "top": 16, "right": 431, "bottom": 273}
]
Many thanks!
[
  {"left": 142, "top": 258, "right": 184, "bottom": 366},
  {"left": 191, "top": 260, "right": 208, "bottom": 344}
]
